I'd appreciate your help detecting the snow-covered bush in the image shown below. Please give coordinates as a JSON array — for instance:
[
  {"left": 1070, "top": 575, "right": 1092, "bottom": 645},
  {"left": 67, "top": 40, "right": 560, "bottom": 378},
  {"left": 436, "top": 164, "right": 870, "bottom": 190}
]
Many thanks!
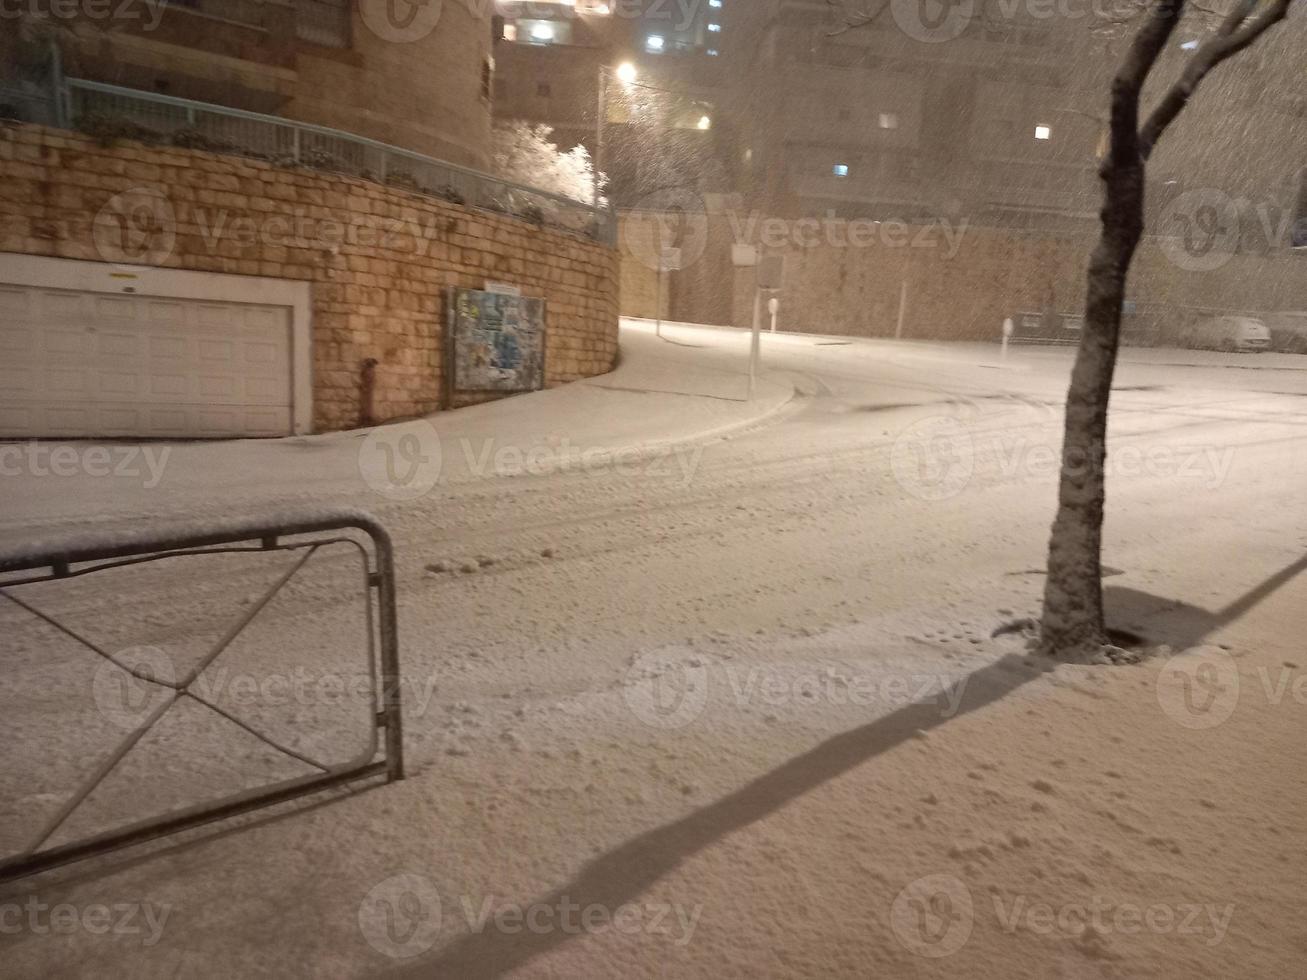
[{"left": 491, "top": 121, "right": 603, "bottom": 207}]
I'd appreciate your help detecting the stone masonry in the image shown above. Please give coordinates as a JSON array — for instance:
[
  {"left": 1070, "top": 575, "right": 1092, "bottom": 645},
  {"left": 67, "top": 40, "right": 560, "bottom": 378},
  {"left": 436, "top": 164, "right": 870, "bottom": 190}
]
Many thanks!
[{"left": 0, "top": 123, "right": 619, "bottom": 433}]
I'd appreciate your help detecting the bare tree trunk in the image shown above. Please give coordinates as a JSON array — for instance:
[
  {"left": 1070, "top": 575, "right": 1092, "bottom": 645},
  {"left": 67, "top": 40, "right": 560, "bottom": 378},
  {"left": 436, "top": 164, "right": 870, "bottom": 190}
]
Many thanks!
[
  {"left": 1039, "top": 158, "right": 1144, "bottom": 657},
  {"left": 1038, "top": 0, "right": 1294, "bottom": 660}
]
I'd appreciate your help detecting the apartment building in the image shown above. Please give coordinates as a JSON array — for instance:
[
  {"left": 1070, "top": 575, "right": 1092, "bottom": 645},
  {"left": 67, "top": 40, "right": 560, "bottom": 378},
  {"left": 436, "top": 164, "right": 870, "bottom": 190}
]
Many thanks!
[
  {"left": 3, "top": 0, "right": 496, "bottom": 169},
  {"left": 491, "top": 0, "right": 736, "bottom": 205}
]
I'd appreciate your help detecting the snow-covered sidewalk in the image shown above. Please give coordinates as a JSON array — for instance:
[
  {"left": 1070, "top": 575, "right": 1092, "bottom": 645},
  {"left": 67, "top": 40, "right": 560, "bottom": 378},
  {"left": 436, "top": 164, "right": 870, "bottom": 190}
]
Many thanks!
[{"left": 0, "top": 320, "right": 795, "bottom": 537}]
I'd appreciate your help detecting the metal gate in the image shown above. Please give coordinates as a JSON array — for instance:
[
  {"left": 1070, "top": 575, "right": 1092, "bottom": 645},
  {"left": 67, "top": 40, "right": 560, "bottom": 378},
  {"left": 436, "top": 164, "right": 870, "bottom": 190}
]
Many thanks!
[{"left": 0, "top": 508, "right": 404, "bottom": 882}]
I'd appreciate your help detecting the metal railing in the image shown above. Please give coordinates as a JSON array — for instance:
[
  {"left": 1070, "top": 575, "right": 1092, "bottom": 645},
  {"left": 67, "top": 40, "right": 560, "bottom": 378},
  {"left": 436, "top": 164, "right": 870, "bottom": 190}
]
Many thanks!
[
  {"left": 61, "top": 78, "right": 615, "bottom": 244},
  {"left": 0, "top": 508, "right": 403, "bottom": 882}
]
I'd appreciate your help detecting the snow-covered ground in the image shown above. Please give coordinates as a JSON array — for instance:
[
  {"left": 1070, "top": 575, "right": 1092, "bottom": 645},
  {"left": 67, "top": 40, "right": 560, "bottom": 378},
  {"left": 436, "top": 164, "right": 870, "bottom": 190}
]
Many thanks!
[{"left": 1, "top": 320, "right": 1304, "bottom": 978}]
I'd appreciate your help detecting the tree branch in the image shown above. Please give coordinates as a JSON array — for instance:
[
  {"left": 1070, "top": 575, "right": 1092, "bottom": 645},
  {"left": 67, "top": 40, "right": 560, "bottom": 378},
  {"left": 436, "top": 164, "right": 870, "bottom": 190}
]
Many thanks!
[
  {"left": 1139, "top": 0, "right": 1294, "bottom": 158},
  {"left": 824, "top": 0, "right": 891, "bottom": 35},
  {"left": 1103, "top": 0, "right": 1187, "bottom": 174}
]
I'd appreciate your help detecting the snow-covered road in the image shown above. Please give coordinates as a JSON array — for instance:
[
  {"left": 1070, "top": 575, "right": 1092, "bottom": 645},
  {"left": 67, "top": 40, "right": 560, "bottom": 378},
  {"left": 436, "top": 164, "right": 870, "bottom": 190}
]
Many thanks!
[{"left": 3, "top": 321, "right": 1305, "bottom": 978}]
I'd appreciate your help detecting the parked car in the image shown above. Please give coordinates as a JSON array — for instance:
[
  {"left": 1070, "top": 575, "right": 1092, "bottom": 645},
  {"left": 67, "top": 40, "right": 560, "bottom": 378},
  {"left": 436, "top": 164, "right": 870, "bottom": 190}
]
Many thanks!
[
  {"left": 1263, "top": 311, "right": 1307, "bottom": 353},
  {"left": 1181, "top": 314, "right": 1271, "bottom": 352},
  {"left": 1009, "top": 310, "right": 1082, "bottom": 345}
]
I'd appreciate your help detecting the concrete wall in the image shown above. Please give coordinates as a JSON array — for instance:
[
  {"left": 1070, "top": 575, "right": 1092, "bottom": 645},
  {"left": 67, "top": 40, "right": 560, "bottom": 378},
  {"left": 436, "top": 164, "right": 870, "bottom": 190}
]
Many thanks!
[{"left": 0, "top": 124, "right": 619, "bottom": 432}]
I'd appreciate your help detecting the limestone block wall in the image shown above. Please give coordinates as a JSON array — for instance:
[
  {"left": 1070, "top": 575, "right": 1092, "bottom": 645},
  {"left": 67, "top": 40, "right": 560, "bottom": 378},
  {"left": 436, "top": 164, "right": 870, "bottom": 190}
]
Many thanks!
[{"left": 0, "top": 124, "right": 619, "bottom": 432}]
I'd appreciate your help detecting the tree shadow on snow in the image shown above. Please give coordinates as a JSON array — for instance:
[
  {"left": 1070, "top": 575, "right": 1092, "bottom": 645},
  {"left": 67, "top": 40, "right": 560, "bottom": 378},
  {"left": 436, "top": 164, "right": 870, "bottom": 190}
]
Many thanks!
[
  {"left": 1106, "top": 551, "right": 1307, "bottom": 651},
  {"left": 385, "top": 653, "right": 1049, "bottom": 979}
]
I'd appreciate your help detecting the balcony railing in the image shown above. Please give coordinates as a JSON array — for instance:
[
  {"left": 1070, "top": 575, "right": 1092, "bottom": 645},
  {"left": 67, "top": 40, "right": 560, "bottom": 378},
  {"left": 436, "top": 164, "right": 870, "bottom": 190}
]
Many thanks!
[{"left": 62, "top": 78, "right": 615, "bottom": 244}]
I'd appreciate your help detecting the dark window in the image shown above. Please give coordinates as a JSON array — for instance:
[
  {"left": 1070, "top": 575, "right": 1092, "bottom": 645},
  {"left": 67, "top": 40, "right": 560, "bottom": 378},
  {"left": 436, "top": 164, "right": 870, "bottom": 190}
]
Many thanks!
[{"left": 537, "top": 82, "right": 552, "bottom": 98}]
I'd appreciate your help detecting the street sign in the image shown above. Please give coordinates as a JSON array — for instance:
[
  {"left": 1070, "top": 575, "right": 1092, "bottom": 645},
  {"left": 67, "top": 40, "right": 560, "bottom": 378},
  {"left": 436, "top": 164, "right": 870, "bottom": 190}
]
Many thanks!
[{"left": 732, "top": 244, "right": 759, "bottom": 267}]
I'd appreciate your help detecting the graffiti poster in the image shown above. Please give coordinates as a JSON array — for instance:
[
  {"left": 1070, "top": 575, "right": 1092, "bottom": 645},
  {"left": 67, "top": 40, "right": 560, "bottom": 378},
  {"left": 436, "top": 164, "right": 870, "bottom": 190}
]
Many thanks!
[{"left": 447, "top": 288, "right": 546, "bottom": 394}]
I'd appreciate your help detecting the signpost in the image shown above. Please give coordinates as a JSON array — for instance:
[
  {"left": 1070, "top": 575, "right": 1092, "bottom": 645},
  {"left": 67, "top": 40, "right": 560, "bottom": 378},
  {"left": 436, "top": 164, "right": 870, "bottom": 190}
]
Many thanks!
[{"left": 657, "top": 246, "right": 681, "bottom": 339}]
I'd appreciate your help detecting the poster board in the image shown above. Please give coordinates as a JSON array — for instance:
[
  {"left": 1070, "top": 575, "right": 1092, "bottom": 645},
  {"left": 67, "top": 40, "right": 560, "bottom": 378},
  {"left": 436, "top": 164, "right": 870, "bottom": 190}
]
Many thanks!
[{"left": 446, "top": 287, "right": 546, "bottom": 397}]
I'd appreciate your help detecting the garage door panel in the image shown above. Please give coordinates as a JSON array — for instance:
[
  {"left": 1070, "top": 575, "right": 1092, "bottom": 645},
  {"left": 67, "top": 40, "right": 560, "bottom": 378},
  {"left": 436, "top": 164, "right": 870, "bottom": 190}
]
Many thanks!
[{"left": 0, "top": 282, "right": 295, "bottom": 438}]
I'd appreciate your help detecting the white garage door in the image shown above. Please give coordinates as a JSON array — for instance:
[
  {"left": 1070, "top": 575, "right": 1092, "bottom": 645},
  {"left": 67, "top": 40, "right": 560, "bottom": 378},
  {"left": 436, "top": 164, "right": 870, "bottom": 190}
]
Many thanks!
[{"left": 0, "top": 285, "right": 295, "bottom": 438}]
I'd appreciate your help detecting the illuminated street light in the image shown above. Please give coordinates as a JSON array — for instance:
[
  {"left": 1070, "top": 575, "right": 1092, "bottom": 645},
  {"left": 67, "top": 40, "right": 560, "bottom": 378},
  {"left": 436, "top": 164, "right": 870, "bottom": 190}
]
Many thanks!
[{"left": 616, "top": 61, "right": 638, "bottom": 85}]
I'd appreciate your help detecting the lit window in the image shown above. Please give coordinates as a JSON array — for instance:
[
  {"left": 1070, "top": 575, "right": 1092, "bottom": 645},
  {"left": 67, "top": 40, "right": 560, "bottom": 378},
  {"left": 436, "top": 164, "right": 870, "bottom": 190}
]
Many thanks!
[
  {"left": 530, "top": 22, "right": 554, "bottom": 42},
  {"left": 833, "top": 163, "right": 849, "bottom": 177},
  {"left": 1180, "top": 39, "right": 1199, "bottom": 50},
  {"left": 503, "top": 23, "right": 517, "bottom": 41},
  {"left": 879, "top": 112, "right": 898, "bottom": 130},
  {"left": 1034, "top": 124, "right": 1051, "bottom": 140},
  {"left": 708, "top": 23, "right": 721, "bottom": 31},
  {"left": 697, "top": 115, "right": 712, "bottom": 130},
  {"left": 707, "top": 48, "right": 719, "bottom": 56},
  {"left": 646, "top": 34, "right": 664, "bottom": 51},
  {"left": 709, "top": 0, "right": 722, "bottom": 6}
]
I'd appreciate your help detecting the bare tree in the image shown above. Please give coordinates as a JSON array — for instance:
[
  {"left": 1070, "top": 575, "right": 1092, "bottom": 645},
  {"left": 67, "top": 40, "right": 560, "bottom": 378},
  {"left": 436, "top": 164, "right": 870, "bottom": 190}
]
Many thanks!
[
  {"left": 827, "top": 0, "right": 1297, "bottom": 660},
  {"left": 1041, "top": 0, "right": 1295, "bottom": 660}
]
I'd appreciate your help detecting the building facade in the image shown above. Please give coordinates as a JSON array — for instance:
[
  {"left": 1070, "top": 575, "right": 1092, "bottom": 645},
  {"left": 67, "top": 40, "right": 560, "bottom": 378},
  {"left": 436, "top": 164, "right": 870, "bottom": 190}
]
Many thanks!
[{"left": 3, "top": 0, "right": 496, "bottom": 169}]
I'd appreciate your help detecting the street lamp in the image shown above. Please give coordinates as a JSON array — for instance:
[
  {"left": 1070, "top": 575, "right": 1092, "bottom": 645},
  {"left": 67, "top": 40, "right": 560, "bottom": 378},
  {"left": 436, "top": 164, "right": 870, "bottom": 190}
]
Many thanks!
[{"left": 595, "top": 61, "right": 637, "bottom": 208}]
